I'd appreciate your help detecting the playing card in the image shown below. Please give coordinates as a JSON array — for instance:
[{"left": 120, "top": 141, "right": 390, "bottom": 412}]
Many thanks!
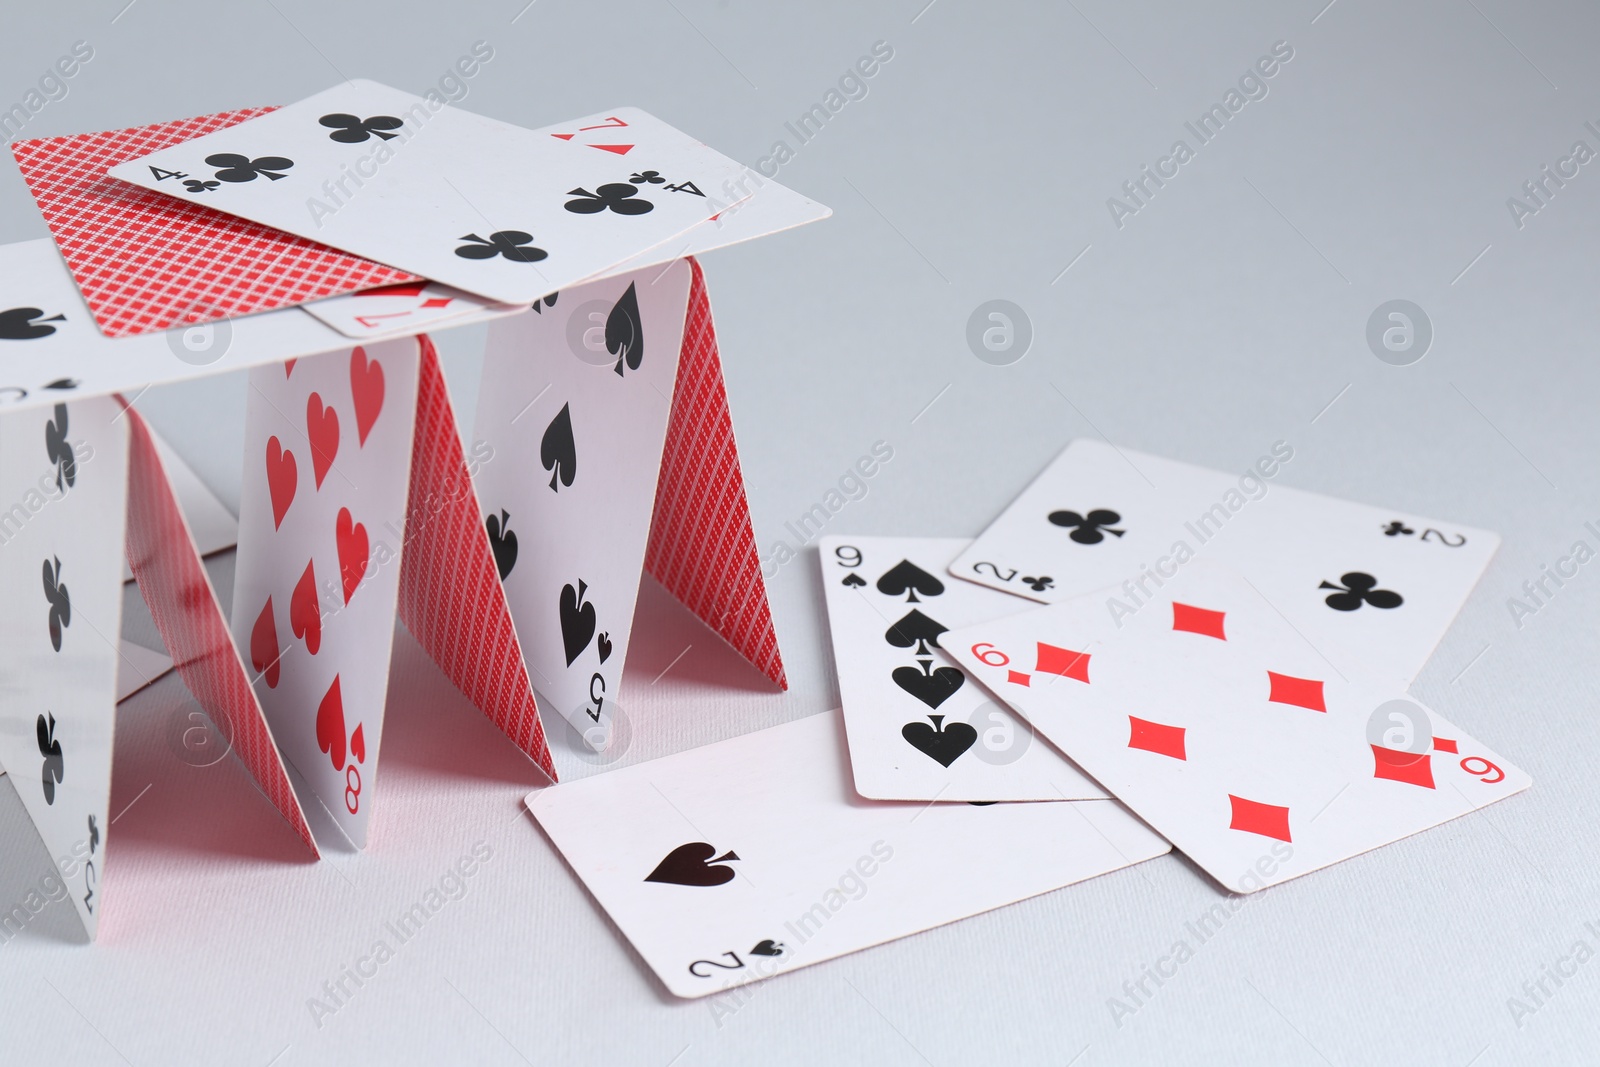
[
  {"left": 0, "top": 395, "right": 129, "bottom": 937},
  {"left": 227, "top": 341, "right": 420, "bottom": 846},
  {"left": 111, "top": 84, "right": 761, "bottom": 305},
  {"left": 472, "top": 263, "right": 688, "bottom": 741},
  {"left": 299, "top": 280, "right": 516, "bottom": 340},
  {"left": 12, "top": 109, "right": 416, "bottom": 337},
  {"left": 120, "top": 427, "right": 236, "bottom": 580},
  {"left": 527, "top": 709, "right": 1168, "bottom": 998},
  {"left": 541, "top": 111, "right": 829, "bottom": 274},
  {"left": 950, "top": 439, "right": 1499, "bottom": 685},
  {"left": 819, "top": 535, "right": 1106, "bottom": 802},
  {"left": 944, "top": 562, "right": 1530, "bottom": 892},
  {"left": 0, "top": 238, "right": 501, "bottom": 415},
  {"left": 123, "top": 403, "right": 318, "bottom": 854}
]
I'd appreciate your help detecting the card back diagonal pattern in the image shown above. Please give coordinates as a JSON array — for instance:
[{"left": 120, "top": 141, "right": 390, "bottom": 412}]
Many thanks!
[
  {"left": 397, "top": 336, "right": 556, "bottom": 780},
  {"left": 122, "top": 403, "right": 318, "bottom": 855},
  {"left": 12, "top": 108, "right": 415, "bottom": 338},
  {"left": 644, "top": 258, "right": 784, "bottom": 689}
]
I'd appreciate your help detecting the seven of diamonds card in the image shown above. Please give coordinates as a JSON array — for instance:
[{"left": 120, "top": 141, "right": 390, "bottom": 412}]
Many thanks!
[{"left": 819, "top": 534, "right": 1106, "bottom": 802}]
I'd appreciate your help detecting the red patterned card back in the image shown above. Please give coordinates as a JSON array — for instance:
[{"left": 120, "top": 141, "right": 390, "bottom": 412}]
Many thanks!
[
  {"left": 396, "top": 337, "right": 556, "bottom": 781},
  {"left": 644, "top": 258, "right": 785, "bottom": 689},
  {"left": 122, "top": 403, "right": 318, "bottom": 854},
  {"left": 12, "top": 109, "right": 415, "bottom": 337}
]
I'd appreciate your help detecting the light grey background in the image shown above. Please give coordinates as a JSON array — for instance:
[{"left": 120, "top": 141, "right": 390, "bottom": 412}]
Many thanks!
[{"left": 3, "top": 0, "right": 1599, "bottom": 1063}]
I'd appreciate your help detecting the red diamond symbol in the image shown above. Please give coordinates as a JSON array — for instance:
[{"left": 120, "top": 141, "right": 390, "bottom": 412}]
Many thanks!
[
  {"left": 1127, "top": 716, "right": 1186, "bottom": 760},
  {"left": 1035, "top": 642, "right": 1090, "bottom": 682},
  {"left": 1228, "top": 795, "right": 1292, "bottom": 842},
  {"left": 1433, "top": 736, "right": 1458, "bottom": 754},
  {"left": 1006, "top": 670, "right": 1031, "bottom": 687},
  {"left": 421, "top": 297, "right": 452, "bottom": 309},
  {"left": 1171, "top": 602, "right": 1226, "bottom": 640},
  {"left": 1266, "top": 671, "right": 1325, "bottom": 712},
  {"left": 1372, "top": 745, "right": 1436, "bottom": 789},
  {"left": 591, "top": 143, "right": 634, "bottom": 155},
  {"left": 552, "top": 132, "right": 575, "bottom": 140}
]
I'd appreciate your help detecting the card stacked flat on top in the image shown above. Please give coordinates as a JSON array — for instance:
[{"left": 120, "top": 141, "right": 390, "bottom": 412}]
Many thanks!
[
  {"left": 15, "top": 101, "right": 828, "bottom": 339},
  {"left": 528, "top": 710, "right": 1168, "bottom": 998},
  {"left": 943, "top": 562, "right": 1528, "bottom": 892},
  {"left": 11, "top": 107, "right": 417, "bottom": 337},
  {"left": 949, "top": 439, "right": 1500, "bottom": 686},
  {"left": 818, "top": 534, "right": 1105, "bottom": 802},
  {"left": 109, "top": 84, "right": 766, "bottom": 305}
]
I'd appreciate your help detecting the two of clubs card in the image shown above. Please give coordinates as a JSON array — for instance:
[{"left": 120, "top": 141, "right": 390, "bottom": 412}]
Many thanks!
[{"left": 530, "top": 437, "right": 1527, "bottom": 998}]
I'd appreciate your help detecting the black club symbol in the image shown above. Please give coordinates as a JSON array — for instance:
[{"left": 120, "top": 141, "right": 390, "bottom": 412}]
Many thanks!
[
  {"left": 1319, "top": 572, "right": 1403, "bottom": 611},
  {"left": 37, "top": 713, "right": 63, "bottom": 806},
  {"left": 564, "top": 183, "right": 654, "bottom": 216},
  {"left": 629, "top": 170, "right": 664, "bottom": 185},
  {"left": 1383, "top": 521, "right": 1415, "bottom": 537},
  {"left": 183, "top": 179, "right": 220, "bottom": 193},
  {"left": 206, "top": 153, "right": 294, "bottom": 183},
  {"left": 319, "top": 113, "right": 404, "bottom": 143},
  {"left": 1047, "top": 508, "right": 1124, "bottom": 545},
  {"left": 1021, "top": 575, "right": 1054, "bottom": 592},
  {"left": 531, "top": 292, "right": 559, "bottom": 314},
  {"left": 454, "top": 231, "right": 549, "bottom": 263}
]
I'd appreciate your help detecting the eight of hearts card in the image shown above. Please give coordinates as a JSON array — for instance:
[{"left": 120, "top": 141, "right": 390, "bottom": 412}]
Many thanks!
[
  {"left": 818, "top": 534, "right": 1106, "bottom": 802},
  {"left": 944, "top": 562, "right": 1529, "bottom": 892},
  {"left": 227, "top": 341, "right": 419, "bottom": 846},
  {"left": 527, "top": 709, "right": 1168, "bottom": 998},
  {"left": 949, "top": 439, "right": 1499, "bottom": 687},
  {"left": 109, "top": 85, "right": 762, "bottom": 305}
]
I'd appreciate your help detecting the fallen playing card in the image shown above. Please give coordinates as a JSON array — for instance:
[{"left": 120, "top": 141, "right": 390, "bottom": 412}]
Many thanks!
[
  {"left": 527, "top": 709, "right": 1167, "bottom": 998},
  {"left": 944, "top": 561, "right": 1530, "bottom": 892}
]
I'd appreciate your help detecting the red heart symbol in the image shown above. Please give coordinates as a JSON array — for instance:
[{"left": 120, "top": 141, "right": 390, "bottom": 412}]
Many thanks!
[
  {"left": 336, "top": 508, "right": 369, "bottom": 605},
  {"left": 250, "top": 597, "right": 280, "bottom": 688},
  {"left": 306, "top": 392, "right": 339, "bottom": 489},
  {"left": 265, "top": 436, "right": 297, "bottom": 529},
  {"left": 350, "top": 346, "right": 385, "bottom": 447},
  {"left": 290, "top": 559, "right": 321, "bottom": 655},
  {"left": 316, "top": 675, "right": 346, "bottom": 771},
  {"left": 350, "top": 722, "right": 366, "bottom": 764},
  {"left": 285, "top": 358, "right": 297, "bottom": 378}
]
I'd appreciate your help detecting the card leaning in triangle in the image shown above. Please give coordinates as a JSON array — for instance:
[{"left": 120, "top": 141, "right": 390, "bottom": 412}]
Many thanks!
[{"left": 0, "top": 80, "right": 828, "bottom": 938}]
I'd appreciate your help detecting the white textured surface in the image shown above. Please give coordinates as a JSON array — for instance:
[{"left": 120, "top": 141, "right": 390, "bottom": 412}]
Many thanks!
[{"left": 3, "top": 1, "right": 1599, "bottom": 1063}]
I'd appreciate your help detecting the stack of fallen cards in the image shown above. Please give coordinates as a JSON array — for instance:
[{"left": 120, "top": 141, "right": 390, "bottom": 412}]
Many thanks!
[
  {"left": 529, "top": 438, "right": 1528, "bottom": 997},
  {"left": 0, "top": 79, "right": 829, "bottom": 938}
]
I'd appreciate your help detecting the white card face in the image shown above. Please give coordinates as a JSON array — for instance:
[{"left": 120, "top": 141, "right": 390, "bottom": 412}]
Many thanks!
[
  {"left": 950, "top": 439, "right": 1500, "bottom": 685},
  {"left": 227, "top": 341, "right": 420, "bottom": 847},
  {"left": 110, "top": 85, "right": 759, "bottom": 305},
  {"left": 944, "top": 562, "right": 1530, "bottom": 892},
  {"left": 299, "top": 280, "right": 516, "bottom": 339},
  {"left": 0, "top": 396, "right": 129, "bottom": 937},
  {"left": 598, "top": 178, "right": 830, "bottom": 276},
  {"left": 471, "top": 264, "right": 688, "bottom": 741},
  {"left": 528, "top": 710, "right": 1168, "bottom": 998},
  {"left": 539, "top": 110, "right": 830, "bottom": 277},
  {"left": 819, "top": 535, "right": 1106, "bottom": 802},
  {"left": 0, "top": 238, "right": 503, "bottom": 415}
]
